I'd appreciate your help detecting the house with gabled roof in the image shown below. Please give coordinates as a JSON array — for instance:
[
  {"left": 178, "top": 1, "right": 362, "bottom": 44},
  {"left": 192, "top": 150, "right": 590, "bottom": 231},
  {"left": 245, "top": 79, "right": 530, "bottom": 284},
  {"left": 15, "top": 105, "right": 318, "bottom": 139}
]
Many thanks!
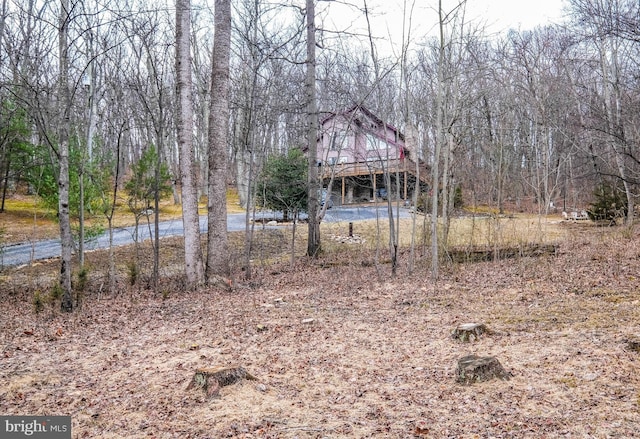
[{"left": 316, "top": 105, "right": 429, "bottom": 205}]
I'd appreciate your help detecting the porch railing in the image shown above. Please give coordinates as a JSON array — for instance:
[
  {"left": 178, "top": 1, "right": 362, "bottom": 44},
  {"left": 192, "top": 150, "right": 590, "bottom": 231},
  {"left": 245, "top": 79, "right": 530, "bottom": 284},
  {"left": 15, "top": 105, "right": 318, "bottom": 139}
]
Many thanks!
[{"left": 320, "top": 158, "right": 429, "bottom": 183}]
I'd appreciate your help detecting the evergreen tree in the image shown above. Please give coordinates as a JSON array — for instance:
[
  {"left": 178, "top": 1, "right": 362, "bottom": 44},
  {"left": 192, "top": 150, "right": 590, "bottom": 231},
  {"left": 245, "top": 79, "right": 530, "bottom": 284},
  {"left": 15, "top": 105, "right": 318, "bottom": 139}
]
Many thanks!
[
  {"left": 259, "top": 148, "right": 308, "bottom": 222},
  {"left": 125, "top": 146, "right": 172, "bottom": 218},
  {"left": 588, "top": 181, "right": 627, "bottom": 225}
]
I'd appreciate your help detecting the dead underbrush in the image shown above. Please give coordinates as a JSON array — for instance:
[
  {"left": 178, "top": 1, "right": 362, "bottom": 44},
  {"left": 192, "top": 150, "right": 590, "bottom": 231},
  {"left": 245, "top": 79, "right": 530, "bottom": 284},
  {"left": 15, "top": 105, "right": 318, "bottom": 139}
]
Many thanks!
[{"left": 1, "top": 225, "right": 640, "bottom": 438}]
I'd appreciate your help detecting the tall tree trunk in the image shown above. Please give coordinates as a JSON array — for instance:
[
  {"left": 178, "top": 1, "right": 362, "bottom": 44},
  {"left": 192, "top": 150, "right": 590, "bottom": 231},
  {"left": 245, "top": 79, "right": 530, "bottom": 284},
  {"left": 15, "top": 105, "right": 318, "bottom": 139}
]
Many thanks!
[
  {"left": 107, "top": 123, "right": 124, "bottom": 296},
  {"left": 0, "top": 0, "right": 6, "bottom": 66},
  {"left": 363, "top": 0, "right": 398, "bottom": 275},
  {"left": 58, "top": 0, "right": 73, "bottom": 311},
  {"left": 79, "top": 28, "right": 98, "bottom": 270},
  {"left": 431, "top": 0, "right": 446, "bottom": 280},
  {"left": 441, "top": 132, "right": 452, "bottom": 243},
  {"left": 306, "top": 0, "right": 321, "bottom": 258},
  {"left": 153, "top": 155, "right": 160, "bottom": 293},
  {"left": 206, "top": 0, "right": 231, "bottom": 282},
  {"left": 176, "top": 0, "right": 205, "bottom": 289},
  {"left": 399, "top": 0, "right": 418, "bottom": 274}
]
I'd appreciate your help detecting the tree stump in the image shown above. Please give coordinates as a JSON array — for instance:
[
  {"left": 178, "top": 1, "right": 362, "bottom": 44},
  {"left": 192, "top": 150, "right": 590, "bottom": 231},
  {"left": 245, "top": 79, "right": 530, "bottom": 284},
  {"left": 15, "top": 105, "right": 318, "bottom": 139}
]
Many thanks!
[
  {"left": 626, "top": 338, "right": 640, "bottom": 353},
  {"left": 456, "top": 355, "right": 512, "bottom": 385},
  {"left": 186, "top": 366, "right": 257, "bottom": 397},
  {"left": 451, "top": 323, "right": 489, "bottom": 342}
]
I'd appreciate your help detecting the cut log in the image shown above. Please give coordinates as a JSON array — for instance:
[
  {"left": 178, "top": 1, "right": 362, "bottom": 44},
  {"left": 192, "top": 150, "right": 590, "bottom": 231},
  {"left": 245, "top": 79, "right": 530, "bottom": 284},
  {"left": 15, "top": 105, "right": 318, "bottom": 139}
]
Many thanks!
[
  {"left": 186, "top": 366, "right": 257, "bottom": 397},
  {"left": 456, "top": 355, "right": 512, "bottom": 385},
  {"left": 452, "top": 323, "right": 489, "bottom": 342},
  {"left": 448, "top": 243, "right": 558, "bottom": 263}
]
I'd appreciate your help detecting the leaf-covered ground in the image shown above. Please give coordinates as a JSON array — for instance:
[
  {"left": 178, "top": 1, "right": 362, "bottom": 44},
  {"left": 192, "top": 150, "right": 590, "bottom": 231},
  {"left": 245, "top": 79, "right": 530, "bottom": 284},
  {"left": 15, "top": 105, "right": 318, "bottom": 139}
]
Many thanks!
[{"left": 1, "top": 226, "right": 640, "bottom": 438}]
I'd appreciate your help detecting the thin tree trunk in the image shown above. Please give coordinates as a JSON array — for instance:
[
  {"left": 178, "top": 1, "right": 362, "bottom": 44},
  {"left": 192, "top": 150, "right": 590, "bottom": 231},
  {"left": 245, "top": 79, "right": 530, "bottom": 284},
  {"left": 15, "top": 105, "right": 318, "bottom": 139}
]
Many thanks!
[
  {"left": 1, "top": 154, "right": 11, "bottom": 212},
  {"left": 78, "top": 27, "right": 97, "bottom": 270},
  {"left": 79, "top": 165, "right": 85, "bottom": 267},
  {"left": 399, "top": 0, "right": 417, "bottom": 274},
  {"left": 0, "top": 0, "right": 6, "bottom": 69},
  {"left": 290, "top": 209, "right": 298, "bottom": 267},
  {"left": 441, "top": 132, "right": 452, "bottom": 244},
  {"left": 430, "top": 0, "right": 446, "bottom": 280},
  {"left": 363, "top": 0, "right": 398, "bottom": 275},
  {"left": 206, "top": 0, "right": 231, "bottom": 282},
  {"left": 242, "top": 148, "right": 255, "bottom": 278},
  {"left": 107, "top": 123, "right": 124, "bottom": 295},
  {"left": 58, "top": 0, "right": 73, "bottom": 311},
  {"left": 0, "top": 0, "right": 7, "bottom": 213},
  {"left": 306, "top": 0, "right": 321, "bottom": 258},
  {"left": 153, "top": 164, "right": 160, "bottom": 294},
  {"left": 176, "top": 0, "right": 205, "bottom": 289}
]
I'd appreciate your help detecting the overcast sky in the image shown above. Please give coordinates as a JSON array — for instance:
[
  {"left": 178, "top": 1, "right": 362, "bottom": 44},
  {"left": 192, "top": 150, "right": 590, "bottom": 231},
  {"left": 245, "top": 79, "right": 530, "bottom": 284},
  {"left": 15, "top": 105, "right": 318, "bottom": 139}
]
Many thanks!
[
  {"left": 318, "top": 0, "right": 569, "bottom": 57},
  {"left": 464, "top": 0, "right": 567, "bottom": 32}
]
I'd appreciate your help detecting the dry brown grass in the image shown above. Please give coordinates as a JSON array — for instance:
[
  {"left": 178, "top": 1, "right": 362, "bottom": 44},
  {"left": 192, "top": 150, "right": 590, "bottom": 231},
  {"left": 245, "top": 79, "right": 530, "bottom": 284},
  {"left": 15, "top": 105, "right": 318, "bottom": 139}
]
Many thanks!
[{"left": 321, "top": 213, "right": 567, "bottom": 252}]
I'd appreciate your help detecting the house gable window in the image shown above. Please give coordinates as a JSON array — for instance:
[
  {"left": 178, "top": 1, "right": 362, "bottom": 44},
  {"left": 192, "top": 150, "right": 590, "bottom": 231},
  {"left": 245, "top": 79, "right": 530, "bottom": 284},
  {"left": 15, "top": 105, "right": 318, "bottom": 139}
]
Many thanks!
[
  {"left": 366, "top": 133, "right": 379, "bottom": 151},
  {"left": 330, "top": 130, "right": 349, "bottom": 151}
]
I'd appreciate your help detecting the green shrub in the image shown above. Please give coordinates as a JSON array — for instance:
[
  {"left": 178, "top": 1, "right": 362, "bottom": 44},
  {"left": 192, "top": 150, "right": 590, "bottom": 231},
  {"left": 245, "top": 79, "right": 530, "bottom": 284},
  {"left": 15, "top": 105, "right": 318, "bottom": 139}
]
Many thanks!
[{"left": 33, "top": 291, "right": 44, "bottom": 314}]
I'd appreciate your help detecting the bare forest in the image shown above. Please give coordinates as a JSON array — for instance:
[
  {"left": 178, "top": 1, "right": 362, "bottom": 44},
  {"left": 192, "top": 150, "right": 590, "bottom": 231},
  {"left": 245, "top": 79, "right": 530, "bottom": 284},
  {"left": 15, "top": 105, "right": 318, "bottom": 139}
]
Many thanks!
[{"left": 1, "top": 0, "right": 640, "bottom": 437}]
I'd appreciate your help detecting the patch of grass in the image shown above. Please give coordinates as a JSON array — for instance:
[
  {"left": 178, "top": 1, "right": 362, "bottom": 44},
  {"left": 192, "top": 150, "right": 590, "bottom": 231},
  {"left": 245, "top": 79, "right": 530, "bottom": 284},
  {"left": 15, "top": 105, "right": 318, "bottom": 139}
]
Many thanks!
[
  {"left": 556, "top": 375, "right": 578, "bottom": 388},
  {"left": 157, "top": 201, "right": 183, "bottom": 217},
  {"left": 2, "top": 189, "right": 247, "bottom": 245},
  {"left": 226, "top": 188, "right": 244, "bottom": 214},
  {"left": 586, "top": 288, "right": 630, "bottom": 304},
  {"left": 463, "top": 205, "right": 501, "bottom": 215},
  {"left": 2, "top": 196, "right": 53, "bottom": 218},
  {"left": 320, "top": 214, "right": 565, "bottom": 255}
]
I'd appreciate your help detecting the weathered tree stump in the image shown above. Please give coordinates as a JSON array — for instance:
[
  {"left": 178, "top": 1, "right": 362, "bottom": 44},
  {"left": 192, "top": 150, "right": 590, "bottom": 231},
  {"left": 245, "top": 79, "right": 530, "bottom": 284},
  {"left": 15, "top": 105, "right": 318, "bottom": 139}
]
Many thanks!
[
  {"left": 626, "top": 338, "right": 640, "bottom": 353},
  {"left": 451, "top": 323, "right": 489, "bottom": 342},
  {"left": 456, "top": 355, "right": 512, "bottom": 385},
  {"left": 186, "top": 366, "right": 257, "bottom": 397}
]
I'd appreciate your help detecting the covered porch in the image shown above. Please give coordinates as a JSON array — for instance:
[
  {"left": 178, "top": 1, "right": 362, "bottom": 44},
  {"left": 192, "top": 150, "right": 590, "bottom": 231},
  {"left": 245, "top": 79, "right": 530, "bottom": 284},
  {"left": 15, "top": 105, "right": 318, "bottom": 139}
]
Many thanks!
[{"left": 320, "top": 158, "right": 430, "bottom": 206}]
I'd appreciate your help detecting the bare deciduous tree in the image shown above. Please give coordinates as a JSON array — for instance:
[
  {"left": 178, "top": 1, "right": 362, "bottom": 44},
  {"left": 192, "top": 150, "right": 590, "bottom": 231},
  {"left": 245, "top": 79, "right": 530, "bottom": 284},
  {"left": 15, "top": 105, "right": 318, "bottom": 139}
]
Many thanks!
[
  {"left": 306, "top": 0, "right": 321, "bottom": 258},
  {"left": 176, "top": 0, "right": 205, "bottom": 289},
  {"left": 58, "top": 0, "right": 73, "bottom": 311},
  {"left": 206, "top": 0, "right": 232, "bottom": 283}
]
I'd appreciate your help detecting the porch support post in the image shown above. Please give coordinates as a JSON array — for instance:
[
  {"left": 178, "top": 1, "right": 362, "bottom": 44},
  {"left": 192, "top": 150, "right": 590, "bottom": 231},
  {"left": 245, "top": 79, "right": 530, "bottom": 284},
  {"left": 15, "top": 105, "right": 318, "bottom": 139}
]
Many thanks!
[
  {"left": 404, "top": 171, "right": 408, "bottom": 200},
  {"left": 372, "top": 174, "right": 377, "bottom": 201}
]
